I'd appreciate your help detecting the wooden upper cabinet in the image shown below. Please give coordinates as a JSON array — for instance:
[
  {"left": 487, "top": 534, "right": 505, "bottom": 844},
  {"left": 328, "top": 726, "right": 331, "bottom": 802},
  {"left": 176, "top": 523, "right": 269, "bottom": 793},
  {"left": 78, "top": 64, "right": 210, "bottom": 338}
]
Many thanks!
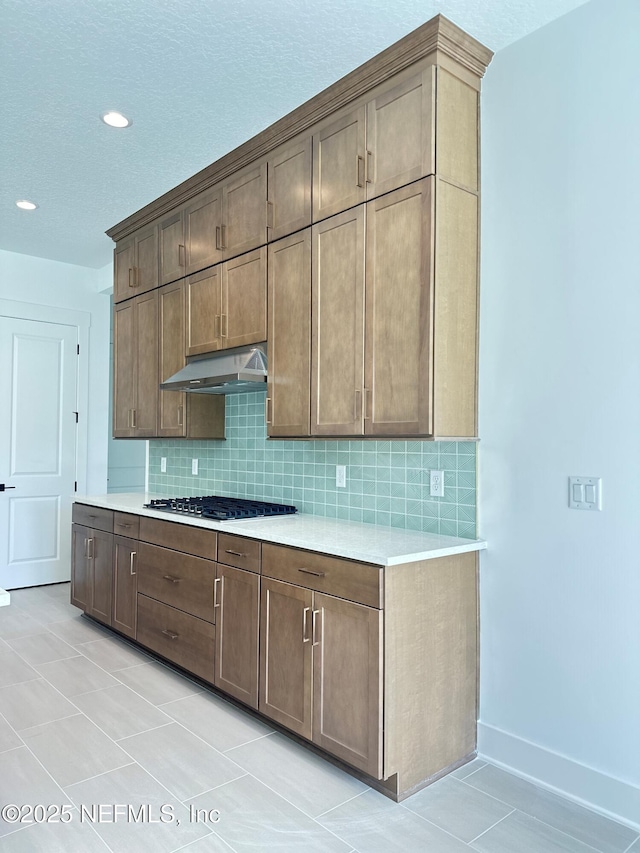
[
  {"left": 184, "top": 184, "right": 223, "bottom": 274},
  {"left": 313, "top": 106, "right": 366, "bottom": 223},
  {"left": 222, "top": 247, "right": 266, "bottom": 349},
  {"left": 114, "top": 224, "right": 159, "bottom": 303},
  {"left": 160, "top": 210, "right": 186, "bottom": 285},
  {"left": 435, "top": 67, "right": 479, "bottom": 191},
  {"left": 366, "top": 69, "right": 435, "bottom": 200},
  {"left": 311, "top": 207, "right": 365, "bottom": 436},
  {"left": 267, "top": 230, "right": 311, "bottom": 437},
  {"left": 267, "top": 137, "right": 312, "bottom": 242},
  {"left": 222, "top": 163, "right": 267, "bottom": 259},
  {"left": 113, "top": 299, "right": 136, "bottom": 437},
  {"left": 186, "top": 265, "right": 222, "bottom": 356},
  {"left": 158, "top": 280, "right": 186, "bottom": 436},
  {"left": 365, "top": 178, "right": 434, "bottom": 436},
  {"left": 113, "top": 237, "right": 135, "bottom": 303}
]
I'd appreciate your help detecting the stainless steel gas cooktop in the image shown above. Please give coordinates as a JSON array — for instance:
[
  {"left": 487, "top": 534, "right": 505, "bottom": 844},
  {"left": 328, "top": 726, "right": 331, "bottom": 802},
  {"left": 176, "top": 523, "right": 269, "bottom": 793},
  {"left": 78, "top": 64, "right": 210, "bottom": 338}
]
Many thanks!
[{"left": 144, "top": 495, "right": 297, "bottom": 521}]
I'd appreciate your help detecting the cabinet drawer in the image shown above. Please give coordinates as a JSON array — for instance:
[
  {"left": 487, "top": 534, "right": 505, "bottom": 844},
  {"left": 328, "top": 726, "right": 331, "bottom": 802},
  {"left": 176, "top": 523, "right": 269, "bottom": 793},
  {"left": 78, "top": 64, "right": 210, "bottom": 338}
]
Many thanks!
[
  {"left": 262, "top": 544, "right": 382, "bottom": 609},
  {"left": 137, "top": 594, "right": 215, "bottom": 684},
  {"left": 114, "top": 512, "right": 140, "bottom": 539},
  {"left": 139, "top": 516, "right": 217, "bottom": 560},
  {"left": 137, "top": 542, "right": 215, "bottom": 623},
  {"left": 72, "top": 504, "right": 113, "bottom": 534},
  {"left": 217, "top": 533, "right": 261, "bottom": 574}
]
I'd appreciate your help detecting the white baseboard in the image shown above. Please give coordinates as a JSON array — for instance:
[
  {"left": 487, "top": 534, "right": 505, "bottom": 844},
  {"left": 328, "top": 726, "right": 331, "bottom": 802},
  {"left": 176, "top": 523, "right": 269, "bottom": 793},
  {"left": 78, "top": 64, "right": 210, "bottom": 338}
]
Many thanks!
[{"left": 478, "top": 722, "right": 640, "bottom": 831}]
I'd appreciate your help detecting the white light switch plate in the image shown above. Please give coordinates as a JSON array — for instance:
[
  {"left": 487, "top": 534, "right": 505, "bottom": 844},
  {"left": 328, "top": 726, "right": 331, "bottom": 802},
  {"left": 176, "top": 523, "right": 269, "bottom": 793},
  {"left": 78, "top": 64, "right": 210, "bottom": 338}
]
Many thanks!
[
  {"left": 192, "top": 458, "right": 199, "bottom": 476},
  {"left": 336, "top": 465, "right": 346, "bottom": 488},
  {"left": 569, "top": 476, "right": 601, "bottom": 510},
  {"left": 160, "top": 457, "right": 167, "bottom": 473}
]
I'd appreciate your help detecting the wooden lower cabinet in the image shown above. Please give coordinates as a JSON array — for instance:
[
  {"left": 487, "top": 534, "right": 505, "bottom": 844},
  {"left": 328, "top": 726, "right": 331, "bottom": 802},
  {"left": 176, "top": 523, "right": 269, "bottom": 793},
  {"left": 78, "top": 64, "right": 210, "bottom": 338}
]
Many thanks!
[
  {"left": 259, "top": 578, "right": 382, "bottom": 778},
  {"left": 137, "top": 594, "right": 215, "bottom": 684},
  {"left": 71, "top": 523, "right": 113, "bottom": 626},
  {"left": 112, "top": 536, "right": 138, "bottom": 639},
  {"left": 214, "top": 564, "right": 259, "bottom": 709}
]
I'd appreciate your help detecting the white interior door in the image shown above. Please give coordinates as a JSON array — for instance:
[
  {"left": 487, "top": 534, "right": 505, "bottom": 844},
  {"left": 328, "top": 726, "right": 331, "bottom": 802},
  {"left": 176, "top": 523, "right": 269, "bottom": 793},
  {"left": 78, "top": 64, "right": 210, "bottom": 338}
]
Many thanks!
[{"left": 0, "top": 316, "right": 78, "bottom": 589}]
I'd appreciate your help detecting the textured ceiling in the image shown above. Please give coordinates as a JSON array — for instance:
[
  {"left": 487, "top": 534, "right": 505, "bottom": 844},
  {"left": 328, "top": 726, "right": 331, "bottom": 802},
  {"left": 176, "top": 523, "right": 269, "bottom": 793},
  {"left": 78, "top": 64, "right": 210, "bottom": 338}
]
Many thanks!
[{"left": 0, "top": 0, "right": 590, "bottom": 270}]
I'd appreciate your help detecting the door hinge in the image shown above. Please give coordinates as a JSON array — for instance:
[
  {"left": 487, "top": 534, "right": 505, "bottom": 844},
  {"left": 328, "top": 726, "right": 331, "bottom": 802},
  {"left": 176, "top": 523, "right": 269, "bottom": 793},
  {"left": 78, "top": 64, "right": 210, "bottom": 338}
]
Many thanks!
[{"left": 73, "top": 411, "right": 79, "bottom": 423}]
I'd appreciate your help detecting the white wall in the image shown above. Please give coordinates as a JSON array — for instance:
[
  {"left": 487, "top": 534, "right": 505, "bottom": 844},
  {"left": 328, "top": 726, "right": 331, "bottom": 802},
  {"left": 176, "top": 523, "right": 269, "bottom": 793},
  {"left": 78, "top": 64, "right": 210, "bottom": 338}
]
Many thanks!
[
  {"left": 0, "top": 249, "right": 111, "bottom": 494},
  {"left": 479, "top": 0, "right": 640, "bottom": 826}
]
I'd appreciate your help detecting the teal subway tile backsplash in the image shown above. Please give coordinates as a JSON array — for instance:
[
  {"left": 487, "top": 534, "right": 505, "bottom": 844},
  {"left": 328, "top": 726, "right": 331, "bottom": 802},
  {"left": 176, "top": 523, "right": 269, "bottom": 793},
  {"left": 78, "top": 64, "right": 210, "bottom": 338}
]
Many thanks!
[{"left": 148, "top": 392, "right": 477, "bottom": 538}]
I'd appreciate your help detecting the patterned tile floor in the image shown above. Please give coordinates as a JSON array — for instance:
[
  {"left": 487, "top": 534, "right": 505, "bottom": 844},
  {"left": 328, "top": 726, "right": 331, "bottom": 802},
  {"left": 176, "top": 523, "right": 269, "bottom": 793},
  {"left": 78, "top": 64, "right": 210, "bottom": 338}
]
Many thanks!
[{"left": 0, "top": 583, "right": 637, "bottom": 852}]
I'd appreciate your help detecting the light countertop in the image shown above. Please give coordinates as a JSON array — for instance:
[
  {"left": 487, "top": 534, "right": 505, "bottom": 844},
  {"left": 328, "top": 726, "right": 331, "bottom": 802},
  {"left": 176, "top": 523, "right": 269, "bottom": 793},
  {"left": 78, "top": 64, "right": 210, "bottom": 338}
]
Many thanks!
[
  {"left": 0, "top": 589, "right": 10, "bottom": 607},
  {"left": 76, "top": 493, "right": 486, "bottom": 567}
]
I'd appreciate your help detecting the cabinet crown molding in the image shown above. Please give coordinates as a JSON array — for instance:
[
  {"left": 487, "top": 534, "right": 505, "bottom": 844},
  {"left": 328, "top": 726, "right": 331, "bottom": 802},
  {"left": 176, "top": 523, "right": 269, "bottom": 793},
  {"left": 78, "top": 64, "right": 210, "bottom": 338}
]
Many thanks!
[{"left": 106, "top": 14, "right": 492, "bottom": 243}]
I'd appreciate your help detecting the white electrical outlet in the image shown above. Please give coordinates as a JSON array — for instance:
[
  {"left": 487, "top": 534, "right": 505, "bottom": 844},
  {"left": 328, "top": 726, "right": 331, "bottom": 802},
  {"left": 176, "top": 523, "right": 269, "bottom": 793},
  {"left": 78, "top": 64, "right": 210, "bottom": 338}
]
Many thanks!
[
  {"left": 160, "top": 457, "right": 167, "bottom": 473},
  {"left": 336, "top": 465, "right": 347, "bottom": 488},
  {"left": 430, "top": 469, "right": 445, "bottom": 497},
  {"left": 192, "top": 458, "right": 199, "bottom": 475}
]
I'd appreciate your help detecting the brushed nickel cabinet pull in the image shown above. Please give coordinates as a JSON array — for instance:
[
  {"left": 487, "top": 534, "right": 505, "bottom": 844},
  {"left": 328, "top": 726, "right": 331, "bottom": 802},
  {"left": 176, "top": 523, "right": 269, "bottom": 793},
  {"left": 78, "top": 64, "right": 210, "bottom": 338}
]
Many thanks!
[
  {"left": 215, "top": 314, "right": 221, "bottom": 338},
  {"left": 302, "top": 606, "right": 311, "bottom": 643},
  {"left": 225, "top": 549, "right": 247, "bottom": 558},
  {"left": 216, "top": 226, "right": 222, "bottom": 250},
  {"left": 178, "top": 244, "right": 186, "bottom": 266},
  {"left": 220, "top": 224, "right": 227, "bottom": 249},
  {"left": 131, "top": 409, "right": 137, "bottom": 429},
  {"left": 130, "top": 551, "right": 136, "bottom": 575},
  {"left": 87, "top": 538, "right": 94, "bottom": 560},
  {"left": 128, "top": 268, "right": 135, "bottom": 288},
  {"left": 213, "top": 577, "right": 221, "bottom": 608},
  {"left": 162, "top": 574, "right": 181, "bottom": 583},
  {"left": 363, "top": 388, "right": 370, "bottom": 420},
  {"left": 297, "top": 568, "right": 325, "bottom": 578},
  {"left": 84, "top": 537, "right": 89, "bottom": 559},
  {"left": 221, "top": 314, "right": 228, "bottom": 338},
  {"left": 366, "top": 150, "right": 373, "bottom": 183},
  {"left": 265, "top": 396, "right": 272, "bottom": 425},
  {"left": 161, "top": 629, "right": 179, "bottom": 640},
  {"left": 354, "top": 389, "right": 362, "bottom": 421},
  {"left": 312, "top": 608, "right": 322, "bottom": 646},
  {"left": 356, "top": 155, "right": 365, "bottom": 188},
  {"left": 177, "top": 405, "right": 184, "bottom": 427},
  {"left": 266, "top": 200, "right": 274, "bottom": 229},
  {"left": 117, "top": 522, "right": 131, "bottom": 528}
]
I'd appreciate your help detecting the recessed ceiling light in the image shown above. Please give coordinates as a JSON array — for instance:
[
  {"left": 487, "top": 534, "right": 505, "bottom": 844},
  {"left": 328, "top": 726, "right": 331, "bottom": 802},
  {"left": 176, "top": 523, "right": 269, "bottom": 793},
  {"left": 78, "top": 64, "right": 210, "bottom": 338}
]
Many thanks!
[
  {"left": 16, "top": 200, "right": 38, "bottom": 210},
  {"left": 101, "top": 111, "right": 132, "bottom": 128}
]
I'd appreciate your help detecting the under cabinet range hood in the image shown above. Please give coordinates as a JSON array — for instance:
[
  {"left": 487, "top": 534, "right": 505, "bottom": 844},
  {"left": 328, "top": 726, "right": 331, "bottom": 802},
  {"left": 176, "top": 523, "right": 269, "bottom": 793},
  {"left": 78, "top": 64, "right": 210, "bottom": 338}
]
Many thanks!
[{"left": 160, "top": 344, "right": 267, "bottom": 394}]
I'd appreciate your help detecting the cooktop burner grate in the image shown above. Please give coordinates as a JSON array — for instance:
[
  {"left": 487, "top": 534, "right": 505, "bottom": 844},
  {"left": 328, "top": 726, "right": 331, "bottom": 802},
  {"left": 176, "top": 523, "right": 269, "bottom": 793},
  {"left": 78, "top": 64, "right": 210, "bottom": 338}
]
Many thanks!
[{"left": 144, "top": 495, "right": 297, "bottom": 521}]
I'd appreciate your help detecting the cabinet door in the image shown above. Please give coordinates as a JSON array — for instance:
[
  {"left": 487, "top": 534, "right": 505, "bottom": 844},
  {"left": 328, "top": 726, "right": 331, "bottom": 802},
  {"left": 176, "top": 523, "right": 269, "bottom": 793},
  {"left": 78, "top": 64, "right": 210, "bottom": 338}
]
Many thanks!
[
  {"left": 214, "top": 564, "right": 260, "bottom": 709},
  {"left": 132, "top": 289, "right": 159, "bottom": 436},
  {"left": 186, "top": 266, "right": 222, "bottom": 356},
  {"left": 135, "top": 223, "right": 160, "bottom": 295},
  {"left": 113, "top": 238, "right": 136, "bottom": 303},
  {"left": 312, "top": 106, "right": 366, "bottom": 222},
  {"left": 222, "top": 163, "right": 267, "bottom": 259},
  {"left": 365, "top": 69, "right": 435, "bottom": 200},
  {"left": 267, "top": 230, "right": 311, "bottom": 437},
  {"left": 259, "top": 578, "right": 313, "bottom": 739},
  {"left": 158, "top": 280, "right": 186, "bottom": 436},
  {"left": 312, "top": 593, "right": 382, "bottom": 778},
  {"left": 364, "top": 178, "right": 434, "bottom": 436},
  {"left": 184, "top": 185, "right": 223, "bottom": 274},
  {"left": 311, "top": 206, "right": 365, "bottom": 436},
  {"left": 71, "top": 524, "right": 90, "bottom": 611},
  {"left": 267, "top": 137, "right": 312, "bottom": 242},
  {"left": 112, "top": 536, "right": 138, "bottom": 639},
  {"left": 160, "top": 210, "right": 186, "bottom": 285},
  {"left": 113, "top": 300, "right": 135, "bottom": 437},
  {"left": 222, "top": 247, "right": 267, "bottom": 350},
  {"left": 86, "top": 529, "right": 113, "bottom": 626}
]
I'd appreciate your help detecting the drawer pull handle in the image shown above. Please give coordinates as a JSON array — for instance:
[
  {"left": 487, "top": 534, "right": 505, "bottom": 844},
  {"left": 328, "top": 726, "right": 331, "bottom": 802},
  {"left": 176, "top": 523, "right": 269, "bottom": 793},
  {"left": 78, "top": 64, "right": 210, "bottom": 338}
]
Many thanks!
[
  {"left": 297, "top": 568, "right": 325, "bottom": 578},
  {"left": 161, "top": 629, "right": 179, "bottom": 640},
  {"left": 302, "top": 606, "right": 311, "bottom": 643},
  {"left": 162, "top": 575, "right": 181, "bottom": 583},
  {"left": 224, "top": 549, "right": 247, "bottom": 558},
  {"left": 213, "top": 577, "right": 221, "bottom": 608},
  {"left": 130, "top": 551, "right": 136, "bottom": 576},
  {"left": 117, "top": 522, "right": 132, "bottom": 528},
  {"left": 312, "top": 608, "right": 322, "bottom": 646}
]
